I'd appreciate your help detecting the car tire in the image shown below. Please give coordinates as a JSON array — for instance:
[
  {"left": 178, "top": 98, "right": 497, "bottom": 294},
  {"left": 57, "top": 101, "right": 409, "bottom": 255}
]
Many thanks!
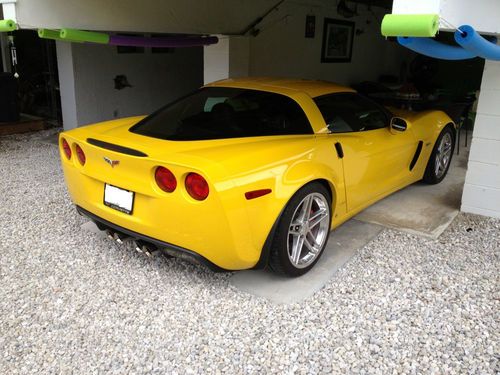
[
  {"left": 423, "top": 126, "right": 455, "bottom": 185},
  {"left": 268, "top": 182, "right": 332, "bottom": 277}
]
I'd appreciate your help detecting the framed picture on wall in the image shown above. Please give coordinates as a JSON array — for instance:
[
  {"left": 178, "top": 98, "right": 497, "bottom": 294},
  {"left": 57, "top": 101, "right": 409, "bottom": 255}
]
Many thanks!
[{"left": 321, "top": 18, "right": 354, "bottom": 63}]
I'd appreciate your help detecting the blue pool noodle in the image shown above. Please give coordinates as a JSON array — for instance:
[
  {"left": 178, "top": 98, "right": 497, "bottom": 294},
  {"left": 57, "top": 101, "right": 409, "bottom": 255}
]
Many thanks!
[
  {"left": 454, "top": 25, "right": 500, "bottom": 61},
  {"left": 397, "top": 36, "right": 476, "bottom": 60}
]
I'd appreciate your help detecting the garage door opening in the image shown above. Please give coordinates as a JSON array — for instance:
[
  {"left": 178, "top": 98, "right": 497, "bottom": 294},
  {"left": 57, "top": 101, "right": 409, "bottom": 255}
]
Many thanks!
[
  {"left": 352, "top": 32, "right": 485, "bottom": 237},
  {"left": 0, "top": 30, "right": 60, "bottom": 135}
]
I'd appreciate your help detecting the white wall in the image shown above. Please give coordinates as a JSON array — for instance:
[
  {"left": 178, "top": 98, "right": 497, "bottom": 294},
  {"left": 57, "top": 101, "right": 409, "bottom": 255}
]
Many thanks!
[
  {"left": 229, "top": 37, "right": 250, "bottom": 78},
  {"left": 58, "top": 42, "right": 203, "bottom": 129},
  {"left": 56, "top": 41, "right": 78, "bottom": 128},
  {"left": 392, "top": 0, "right": 500, "bottom": 34},
  {"left": 204, "top": 36, "right": 250, "bottom": 84},
  {"left": 461, "top": 60, "right": 500, "bottom": 218},
  {"left": 249, "top": 1, "right": 413, "bottom": 85},
  {"left": 204, "top": 37, "right": 230, "bottom": 84}
]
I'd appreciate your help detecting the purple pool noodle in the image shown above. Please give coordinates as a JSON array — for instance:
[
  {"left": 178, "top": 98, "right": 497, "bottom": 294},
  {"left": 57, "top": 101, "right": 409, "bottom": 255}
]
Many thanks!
[{"left": 109, "top": 35, "right": 218, "bottom": 48}]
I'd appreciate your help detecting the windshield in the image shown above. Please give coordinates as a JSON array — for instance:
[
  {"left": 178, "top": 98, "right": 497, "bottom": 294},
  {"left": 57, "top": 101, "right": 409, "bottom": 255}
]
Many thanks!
[{"left": 129, "top": 87, "right": 313, "bottom": 141}]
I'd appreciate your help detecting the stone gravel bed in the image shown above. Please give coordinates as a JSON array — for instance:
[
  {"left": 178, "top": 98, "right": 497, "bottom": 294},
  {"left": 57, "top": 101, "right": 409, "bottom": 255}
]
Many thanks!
[{"left": 0, "top": 129, "right": 498, "bottom": 374}]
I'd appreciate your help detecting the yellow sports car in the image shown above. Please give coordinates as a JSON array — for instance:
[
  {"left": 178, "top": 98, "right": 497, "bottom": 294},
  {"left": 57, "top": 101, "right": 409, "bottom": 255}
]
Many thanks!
[{"left": 60, "top": 78, "right": 455, "bottom": 276}]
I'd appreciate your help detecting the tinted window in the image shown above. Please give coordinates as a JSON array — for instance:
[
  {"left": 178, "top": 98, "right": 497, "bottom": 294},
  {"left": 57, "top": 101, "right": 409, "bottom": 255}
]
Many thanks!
[
  {"left": 130, "top": 87, "right": 313, "bottom": 140},
  {"left": 314, "top": 93, "right": 389, "bottom": 133}
]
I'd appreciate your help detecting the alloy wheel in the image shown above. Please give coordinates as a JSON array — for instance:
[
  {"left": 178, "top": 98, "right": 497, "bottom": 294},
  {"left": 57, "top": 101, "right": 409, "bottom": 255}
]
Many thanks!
[
  {"left": 435, "top": 132, "right": 453, "bottom": 178},
  {"left": 287, "top": 192, "right": 330, "bottom": 269}
]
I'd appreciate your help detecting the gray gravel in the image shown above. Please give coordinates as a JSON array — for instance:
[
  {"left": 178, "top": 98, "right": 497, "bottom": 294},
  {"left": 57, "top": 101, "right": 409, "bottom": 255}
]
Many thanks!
[{"left": 0, "top": 129, "right": 499, "bottom": 374}]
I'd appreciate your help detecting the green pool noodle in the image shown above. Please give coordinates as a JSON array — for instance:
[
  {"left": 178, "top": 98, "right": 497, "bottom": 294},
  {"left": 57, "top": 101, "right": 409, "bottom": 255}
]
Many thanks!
[
  {"left": 38, "top": 29, "right": 63, "bottom": 40},
  {"left": 38, "top": 29, "right": 83, "bottom": 43},
  {"left": 0, "top": 19, "right": 16, "bottom": 32},
  {"left": 60, "top": 28, "right": 110, "bottom": 44},
  {"left": 381, "top": 14, "right": 439, "bottom": 37}
]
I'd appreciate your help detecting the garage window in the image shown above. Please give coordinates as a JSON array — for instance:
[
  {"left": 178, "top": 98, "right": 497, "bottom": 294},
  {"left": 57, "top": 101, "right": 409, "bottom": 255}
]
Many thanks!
[
  {"left": 314, "top": 93, "right": 390, "bottom": 133},
  {"left": 130, "top": 87, "right": 313, "bottom": 140}
]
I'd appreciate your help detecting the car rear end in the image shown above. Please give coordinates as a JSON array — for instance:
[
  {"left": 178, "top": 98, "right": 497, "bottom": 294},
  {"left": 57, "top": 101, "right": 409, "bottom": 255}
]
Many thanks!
[
  {"left": 59, "top": 84, "right": 319, "bottom": 271},
  {"left": 59, "top": 128, "right": 259, "bottom": 271}
]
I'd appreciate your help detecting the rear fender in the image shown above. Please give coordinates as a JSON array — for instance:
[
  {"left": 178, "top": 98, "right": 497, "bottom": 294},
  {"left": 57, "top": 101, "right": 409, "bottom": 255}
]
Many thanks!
[{"left": 248, "top": 161, "right": 342, "bottom": 269}]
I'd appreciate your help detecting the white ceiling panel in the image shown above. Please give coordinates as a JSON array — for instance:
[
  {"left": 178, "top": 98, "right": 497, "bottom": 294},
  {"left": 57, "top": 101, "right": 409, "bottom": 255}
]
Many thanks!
[{"left": 12, "top": 0, "right": 280, "bottom": 35}]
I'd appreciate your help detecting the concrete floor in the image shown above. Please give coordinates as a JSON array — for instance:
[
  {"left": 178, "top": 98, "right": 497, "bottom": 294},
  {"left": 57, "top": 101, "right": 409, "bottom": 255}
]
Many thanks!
[
  {"left": 355, "top": 146, "right": 469, "bottom": 238},
  {"left": 230, "top": 220, "right": 383, "bottom": 304}
]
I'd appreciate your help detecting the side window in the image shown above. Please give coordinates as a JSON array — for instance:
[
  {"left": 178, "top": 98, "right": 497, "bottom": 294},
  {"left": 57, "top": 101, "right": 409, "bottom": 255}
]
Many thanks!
[
  {"left": 354, "top": 95, "right": 389, "bottom": 131},
  {"left": 314, "top": 93, "right": 389, "bottom": 133}
]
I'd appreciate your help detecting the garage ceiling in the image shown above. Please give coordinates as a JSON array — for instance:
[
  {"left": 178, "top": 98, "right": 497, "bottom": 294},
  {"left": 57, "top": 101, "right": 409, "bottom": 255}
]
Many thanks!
[{"left": 12, "top": 0, "right": 281, "bottom": 35}]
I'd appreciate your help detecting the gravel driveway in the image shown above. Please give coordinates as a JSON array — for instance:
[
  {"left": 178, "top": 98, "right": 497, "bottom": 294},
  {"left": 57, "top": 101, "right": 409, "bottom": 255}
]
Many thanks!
[{"left": 0, "top": 129, "right": 498, "bottom": 374}]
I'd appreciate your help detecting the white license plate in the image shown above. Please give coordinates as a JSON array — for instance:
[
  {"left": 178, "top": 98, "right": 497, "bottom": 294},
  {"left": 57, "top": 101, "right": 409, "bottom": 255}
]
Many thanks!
[{"left": 104, "top": 184, "right": 134, "bottom": 214}]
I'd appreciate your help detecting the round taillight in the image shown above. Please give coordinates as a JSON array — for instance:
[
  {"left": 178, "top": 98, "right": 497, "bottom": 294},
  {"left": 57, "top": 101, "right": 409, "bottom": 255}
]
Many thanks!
[
  {"left": 61, "top": 138, "right": 71, "bottom": 159},
  {"left": 185, "top": 173, "right": 209, "bottom": 201},
  {"left": 155, "top": 167, "right": 177, "bottom": 193},
  {"left": 75, "top": 144, "right": 86, "bottom": 165}
]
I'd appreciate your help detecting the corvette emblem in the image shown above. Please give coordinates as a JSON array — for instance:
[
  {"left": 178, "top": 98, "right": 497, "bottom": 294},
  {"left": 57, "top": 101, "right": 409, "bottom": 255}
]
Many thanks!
[{"left": 103, "top": 157, "right": 120, "bottom": 168}]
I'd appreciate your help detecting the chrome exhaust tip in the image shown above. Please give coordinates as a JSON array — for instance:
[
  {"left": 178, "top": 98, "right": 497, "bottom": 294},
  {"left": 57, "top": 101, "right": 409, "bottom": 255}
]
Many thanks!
[
  {"left": 105, "top": 229, "right": 114, "bottom": 240},
  {"left": 133, "top": 240, "right": 160, "bottom": 257},
  {"left": 113, "top": 232, "right": 125, "bottom": 244},
  {"left": 105, "top": 230, "right": 129, "bottom": 244}
]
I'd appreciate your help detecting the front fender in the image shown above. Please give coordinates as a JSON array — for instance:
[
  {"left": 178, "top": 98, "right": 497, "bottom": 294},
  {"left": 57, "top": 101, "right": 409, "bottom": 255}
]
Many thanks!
[{"left": 393, "top": 109, "right": 455, "bottom": 143}]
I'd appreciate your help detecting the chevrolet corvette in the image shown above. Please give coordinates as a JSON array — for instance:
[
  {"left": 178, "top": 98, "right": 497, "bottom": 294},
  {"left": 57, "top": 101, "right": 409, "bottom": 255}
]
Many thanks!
[{"left": 59, "top": 78, "right": 455, "bottom": 276}]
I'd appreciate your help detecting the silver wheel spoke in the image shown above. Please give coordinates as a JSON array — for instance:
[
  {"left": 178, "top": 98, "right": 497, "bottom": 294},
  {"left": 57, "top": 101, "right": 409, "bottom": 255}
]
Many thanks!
[
  {"left": 442, "top": 157, "right": 448, "bottom": 168},
  {"left": 297, "top": 196, "right": 312, "bottom": 222},
  {"left": 306, "top": 233, "right": 321, "bottom": 253},
  {"left": 304, "top": 236, "right": 316, "bottom": 253},
  {"left": 291, "top": 235, "right": 304, "bottom": 264},
  {"left": 309, "top": 208, "right": 328, "bottom": 229},
  {"left": 304, "top": 236, "right": 314, "bottom": 251},
  {"left": 435, "top": 156, "right": 441, "bottom": 175}
]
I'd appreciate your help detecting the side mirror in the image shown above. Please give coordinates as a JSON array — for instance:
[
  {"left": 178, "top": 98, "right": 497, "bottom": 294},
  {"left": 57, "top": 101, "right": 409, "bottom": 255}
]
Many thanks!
[{"left": 390, "top": 117, "right": 408, "bottom": 133}]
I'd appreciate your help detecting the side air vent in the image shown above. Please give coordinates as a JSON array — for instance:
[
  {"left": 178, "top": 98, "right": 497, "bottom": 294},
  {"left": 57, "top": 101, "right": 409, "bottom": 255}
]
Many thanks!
[
  {"left": 409, "top": 141, "right": 424, "bottom": 171},
  {"left": 86, "top": 138, "right": 148, "bottom": 157}
]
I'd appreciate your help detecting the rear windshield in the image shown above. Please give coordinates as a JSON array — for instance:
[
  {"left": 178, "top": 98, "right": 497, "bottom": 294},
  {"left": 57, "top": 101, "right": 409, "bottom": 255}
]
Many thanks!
[{"left": 129, "top": 87, "right": 313, "bottom": 140}]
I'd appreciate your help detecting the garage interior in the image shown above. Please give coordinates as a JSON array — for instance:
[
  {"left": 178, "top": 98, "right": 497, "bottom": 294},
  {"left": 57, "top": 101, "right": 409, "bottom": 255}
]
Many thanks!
[
  {"left": 0, "top": 0, "right": 498, "bottom": 373},
  {"left": 0, "top": 0, "right": 493, "bottom": 226}
]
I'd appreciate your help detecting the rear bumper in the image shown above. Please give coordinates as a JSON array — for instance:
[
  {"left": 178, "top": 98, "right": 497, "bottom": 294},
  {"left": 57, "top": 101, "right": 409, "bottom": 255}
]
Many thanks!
[
  {"left": 77, "top": 205, "right": 227, "bottom": 272},
  {"left": 60, "top": 153, "right": 262, "bottom": 270}
]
